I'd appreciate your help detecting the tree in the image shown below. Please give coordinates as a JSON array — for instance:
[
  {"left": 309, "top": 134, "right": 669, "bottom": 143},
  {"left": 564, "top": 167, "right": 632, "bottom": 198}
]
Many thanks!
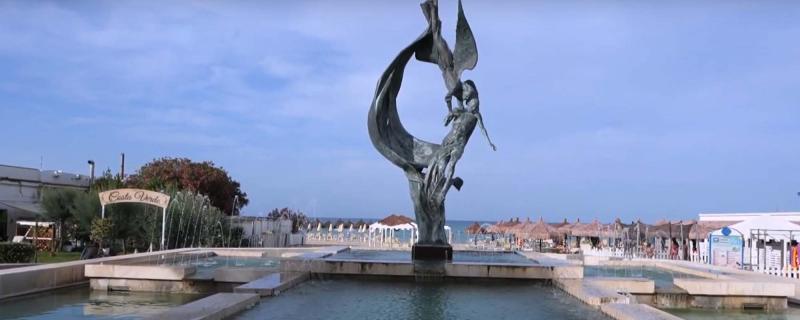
[
  {"left": 126, "top": 158, "right": 248, "bottom": 215},
  {"left": 267, "top": 208, "right": 308, "bottom": 233},
  {"left": 41, "top": 188, "right": 79, "bottom": 252}
]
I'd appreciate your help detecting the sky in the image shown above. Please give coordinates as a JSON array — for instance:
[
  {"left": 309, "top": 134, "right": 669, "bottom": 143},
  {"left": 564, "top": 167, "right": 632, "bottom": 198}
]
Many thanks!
[{"left": 1, "top": 0, "right": 799, "bottom": 223}]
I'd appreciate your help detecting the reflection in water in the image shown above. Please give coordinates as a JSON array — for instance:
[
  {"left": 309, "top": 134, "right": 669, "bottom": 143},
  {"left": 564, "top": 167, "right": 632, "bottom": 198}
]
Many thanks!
[
  {"left": 236, "top": 279, "right": 607, "bottom": 320},
  {"left": 0, "top": 286, "right": 206, "bottom": 320},
  {"left": 409, "top": 282, "right": 446, "bottom": 320}
]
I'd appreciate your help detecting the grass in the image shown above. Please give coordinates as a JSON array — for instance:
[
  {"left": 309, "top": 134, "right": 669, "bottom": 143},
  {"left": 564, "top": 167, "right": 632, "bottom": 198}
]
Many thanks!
[{"left": 34, "top": 251, "right": 81, "bottom": 263}]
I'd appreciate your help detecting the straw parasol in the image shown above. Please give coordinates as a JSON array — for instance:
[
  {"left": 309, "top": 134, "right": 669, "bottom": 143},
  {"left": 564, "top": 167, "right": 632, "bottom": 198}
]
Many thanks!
[
  {"left": 647, "top": 220, "right": 694, "bottom": 239},
  {"left": 688, "top": 221, "right": 740, "bottom": 239},
  {"left": 465, "top": 222, "right": 483, "bottom": 235},
  {"left": 557, "top": 218, "right": 582, "bottom": 237},
  {"left": 550, "top": 218, "right": 570, "bottom": 229},
  {"left": 571, "top": 219, "right": 603, "bottom": 237},
  {"left": 487, "top": 218, "right": 521, "bottom": 234},
  {"left": 509, "top": 218, "right": 533, "bottom": 236},
  {"left": 520, "top": 218, "right": 557, "bottom": 240}
]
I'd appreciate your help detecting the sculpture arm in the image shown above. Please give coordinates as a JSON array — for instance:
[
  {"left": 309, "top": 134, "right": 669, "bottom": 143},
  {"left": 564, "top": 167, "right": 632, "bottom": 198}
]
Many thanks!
[{"left": 476, "top": 112, "right": 496, "bottom": 151}]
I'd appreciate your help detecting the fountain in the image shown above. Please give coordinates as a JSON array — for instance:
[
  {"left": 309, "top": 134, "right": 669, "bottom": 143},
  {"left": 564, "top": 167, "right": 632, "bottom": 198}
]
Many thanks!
[{"left": 367, "top": 0, "right": 495, "bottom": 266}]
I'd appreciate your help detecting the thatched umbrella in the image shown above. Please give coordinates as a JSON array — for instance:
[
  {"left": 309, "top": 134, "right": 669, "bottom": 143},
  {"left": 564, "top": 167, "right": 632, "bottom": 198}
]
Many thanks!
[
  {"left": 571, "top": 219, "right": 603, "bottom": 238},
  {"left": 550, "top": 218, "right": 570, "bottom": 229},
  {"left": 465, "top": 222, "right": 483, "bottom": 235},
  {"left": 559, "top": 219, "right": 582, "bottom": 237},
  {"left": 603, "top": 218, "right": 631, "bottom": 239},
  {"left": 688, "top": 221, "right": 740, "bottom": 240},
  {"left": 487, "top": 218, "right": 521, "bottom": 234},
  {"left": 510, "top": 218, "right": 533, "bottom": 237},
  {"left": 521, "top": 218, "right": 557, "bottom": 240}
]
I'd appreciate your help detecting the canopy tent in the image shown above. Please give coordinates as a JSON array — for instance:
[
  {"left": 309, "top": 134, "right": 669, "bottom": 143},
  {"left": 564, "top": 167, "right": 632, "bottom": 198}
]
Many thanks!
[
  {"left": 368, "top": 214, "right": 453, "bottom": 246},
  {"left": 368, "top": 214, "right": 418, "bottom": 247}
]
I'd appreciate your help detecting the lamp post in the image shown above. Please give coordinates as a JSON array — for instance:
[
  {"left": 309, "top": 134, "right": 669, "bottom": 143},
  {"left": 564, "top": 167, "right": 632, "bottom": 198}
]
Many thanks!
[{"left": 87, "top": 160, "right": 95, "bottom": 185}]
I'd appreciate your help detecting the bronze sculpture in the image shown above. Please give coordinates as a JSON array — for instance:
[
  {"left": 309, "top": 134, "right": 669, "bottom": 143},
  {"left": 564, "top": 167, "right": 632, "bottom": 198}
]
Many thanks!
[{"left": 368, "top": 0, "right": 494, "bottom": 260}]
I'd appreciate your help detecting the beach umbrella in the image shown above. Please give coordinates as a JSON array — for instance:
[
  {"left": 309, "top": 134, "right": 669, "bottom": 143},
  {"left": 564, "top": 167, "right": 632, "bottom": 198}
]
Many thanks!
[
  {"left": 686, "top": 221, "right": 731, "bottom": 240},
  {"left": 521, "top": 218, "right": 557, "bottom": 240},
  {"left": 465, "top": 222, "right": 483, "bottom": 235},
  {"left": 570, "top": 219, "right": 602, "bottom": 238}
]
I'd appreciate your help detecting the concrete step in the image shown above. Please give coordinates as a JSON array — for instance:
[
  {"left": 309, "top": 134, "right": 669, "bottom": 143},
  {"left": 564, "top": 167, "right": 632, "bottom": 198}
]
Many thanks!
[
  {"left": 234, "top": 272, "right": 309, "bottom": 297},
  {"left": 143, "top": 293, "right": 259, "bottom": 320},
  {"left": 554, "top": 279, "right": 628, "bottom": 306},
  {"left": 600, "top": 303, "right": 683, "bottom": 320}
]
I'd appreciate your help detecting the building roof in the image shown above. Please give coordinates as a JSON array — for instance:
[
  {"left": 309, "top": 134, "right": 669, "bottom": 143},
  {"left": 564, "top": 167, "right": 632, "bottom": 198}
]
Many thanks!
[{"left": 0, "top": 164, "right": 90, "bottom": 188}]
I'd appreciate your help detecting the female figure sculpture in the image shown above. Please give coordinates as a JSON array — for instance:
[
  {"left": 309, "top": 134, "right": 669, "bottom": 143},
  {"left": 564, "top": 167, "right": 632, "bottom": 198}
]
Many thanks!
[{"left": 367, "top": 0, "right": 495, "bottom": 260}]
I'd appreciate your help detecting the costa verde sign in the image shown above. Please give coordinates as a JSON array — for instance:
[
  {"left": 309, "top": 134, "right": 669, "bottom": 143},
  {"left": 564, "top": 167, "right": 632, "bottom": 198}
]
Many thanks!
[
  {"left": 98, "top": 189, "right": 170, "bottom": 209},
  {"left": 98, "top": 188, "right": 171, "bottom": 250}
]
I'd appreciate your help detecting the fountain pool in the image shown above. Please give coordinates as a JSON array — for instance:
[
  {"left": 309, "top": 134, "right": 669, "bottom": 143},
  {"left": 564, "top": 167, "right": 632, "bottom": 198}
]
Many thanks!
[
  {"left": 122, "top": 255, "right": 282, "bottom": 279},
  {"left": 0, "top": 285, "right": 206, "bottom": 320},
  {"left": 234, "top": 278, "right": 607, "bottom": 320},
  {"left": 326, "top": 250, "right": 535, "bottom": 264},
  {"left": 584, "top": 265, "right": 700, "bottom": 289}
]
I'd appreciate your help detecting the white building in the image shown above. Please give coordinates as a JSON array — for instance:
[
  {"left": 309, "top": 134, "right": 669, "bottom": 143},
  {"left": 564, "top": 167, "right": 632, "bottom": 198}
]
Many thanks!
[
  {"left": 699, "top": 212, "right": 800, "bottom": 270},
  {"left": 0, "top": 164, "right": 91, "bottom": 241}
]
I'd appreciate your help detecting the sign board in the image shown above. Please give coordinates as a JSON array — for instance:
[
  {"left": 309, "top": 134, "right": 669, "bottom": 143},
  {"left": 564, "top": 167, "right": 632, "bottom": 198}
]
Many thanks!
[
  {"left": 709, "top": 232, "right": 743, "bottom": 268},
  {"left": 98, "top": 189, "right": 170, "bottom": 209}
]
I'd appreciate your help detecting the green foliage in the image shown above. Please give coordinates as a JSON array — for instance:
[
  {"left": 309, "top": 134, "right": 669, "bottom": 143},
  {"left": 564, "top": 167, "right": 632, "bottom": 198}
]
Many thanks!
[
  {"left": 36, "top": 252, "right": 80, "bottom": 264},
  {"left": 267, "top": 208, "right": 308, "bottom": 233},
  {"left": 42, "top": 188, "right": 82, "bottom": 251},
  {"left": 41, "top": 188, "right": 79, "bottom": 221},
  {"left": 90, "top": 218, "right": 113, "bottom": 244},
  {"left": 72, "top": 191, "right": 101, "bottom": 241},
  {"left": 0, "top": 242, "right": 35, "bottom": 263},
  {"left": 126, "top": 157, "right": 248, "bottom": 215}
]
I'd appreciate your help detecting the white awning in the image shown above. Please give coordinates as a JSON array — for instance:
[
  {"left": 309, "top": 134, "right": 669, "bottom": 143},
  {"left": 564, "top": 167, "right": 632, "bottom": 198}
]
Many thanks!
[{"left": 16, "top": 220, "right": 54, "bottom": 227}]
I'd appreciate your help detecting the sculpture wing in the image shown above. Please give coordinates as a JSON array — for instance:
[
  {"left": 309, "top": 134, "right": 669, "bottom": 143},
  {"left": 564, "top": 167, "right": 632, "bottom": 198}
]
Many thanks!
[
  {"left": 368, "top": 29, "right": 441, "bottom": 172},
  {"left": 453, "top": 0, "right": 478, "bottom": 78}
]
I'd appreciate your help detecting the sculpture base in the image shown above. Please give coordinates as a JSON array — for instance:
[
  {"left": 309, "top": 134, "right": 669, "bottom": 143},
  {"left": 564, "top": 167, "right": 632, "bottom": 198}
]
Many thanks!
[{"left": 412, "top": 244, "right": 453, "bottom": 261}]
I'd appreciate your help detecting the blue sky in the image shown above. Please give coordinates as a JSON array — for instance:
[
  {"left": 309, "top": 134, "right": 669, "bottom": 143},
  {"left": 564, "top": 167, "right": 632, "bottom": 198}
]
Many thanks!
[{"left": 1, "top": 1, "right": 799, "bottom": 222}]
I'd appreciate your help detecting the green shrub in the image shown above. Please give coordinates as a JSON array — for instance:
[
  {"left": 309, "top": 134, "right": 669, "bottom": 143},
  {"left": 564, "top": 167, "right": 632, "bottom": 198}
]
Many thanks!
[{"left": 0, "top": 242, "right": 35, "bottom": 263}]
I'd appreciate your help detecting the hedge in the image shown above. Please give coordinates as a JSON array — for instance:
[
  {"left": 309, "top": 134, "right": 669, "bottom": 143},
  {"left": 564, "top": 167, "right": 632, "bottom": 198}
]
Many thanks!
[{"left": 0, "top": 242, "right": 35, "bottom": 263}]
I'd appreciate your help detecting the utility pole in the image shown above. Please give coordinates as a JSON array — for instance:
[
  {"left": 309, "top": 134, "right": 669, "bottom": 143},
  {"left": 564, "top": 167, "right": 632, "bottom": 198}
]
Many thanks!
[{"left": 120, "top": 153, "right": 125, "bottom": 180}]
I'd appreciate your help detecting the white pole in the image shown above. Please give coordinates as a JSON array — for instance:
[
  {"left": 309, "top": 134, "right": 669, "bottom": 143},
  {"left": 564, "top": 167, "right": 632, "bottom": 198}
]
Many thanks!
[
  {"left": 101, "top": 206, "right": 106, "bottom": 219},
  {"left": 161, "top": 207, "right": 166, "bottom": 251}
]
